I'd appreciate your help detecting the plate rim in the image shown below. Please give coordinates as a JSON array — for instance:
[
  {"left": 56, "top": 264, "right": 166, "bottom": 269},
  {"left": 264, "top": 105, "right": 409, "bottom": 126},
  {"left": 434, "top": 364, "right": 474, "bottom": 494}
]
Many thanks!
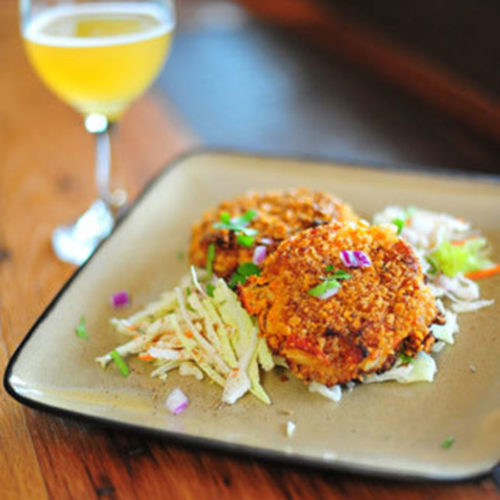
[{"left": 4, "top": 148, "right": 500, "bottom": 483}]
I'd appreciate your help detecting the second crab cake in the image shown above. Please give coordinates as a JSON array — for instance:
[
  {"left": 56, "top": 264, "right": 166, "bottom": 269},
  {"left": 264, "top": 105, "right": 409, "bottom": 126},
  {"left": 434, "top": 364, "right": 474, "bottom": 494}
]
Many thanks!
[
  {"left": 239, "top": 221, "right": 440, "bottom": 387},
  {"left": 189, "top": 188, "right": 358, "bottom": 279}
]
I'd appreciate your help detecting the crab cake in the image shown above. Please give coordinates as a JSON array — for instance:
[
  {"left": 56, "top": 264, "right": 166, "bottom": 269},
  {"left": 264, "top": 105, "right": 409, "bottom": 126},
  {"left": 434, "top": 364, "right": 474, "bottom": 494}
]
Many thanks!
[
  {"left": 189, "top": 189, "right": 358, "bottom": 279},
  {"left": 239, "top": 221, "right": 439, "bottom": 386}
]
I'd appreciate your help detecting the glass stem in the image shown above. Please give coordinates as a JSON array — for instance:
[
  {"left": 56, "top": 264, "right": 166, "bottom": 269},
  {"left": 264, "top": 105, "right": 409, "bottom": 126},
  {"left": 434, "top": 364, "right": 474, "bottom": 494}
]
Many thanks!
[{"left": 95, "top": 125, "right": 112, "bottom": 207}]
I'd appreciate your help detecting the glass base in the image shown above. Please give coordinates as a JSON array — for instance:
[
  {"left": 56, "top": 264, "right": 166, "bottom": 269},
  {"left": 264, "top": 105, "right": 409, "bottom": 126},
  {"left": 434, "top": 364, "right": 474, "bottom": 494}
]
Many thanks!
[{"left": 52, "top": 200, "right": 114, "bottom": 265}]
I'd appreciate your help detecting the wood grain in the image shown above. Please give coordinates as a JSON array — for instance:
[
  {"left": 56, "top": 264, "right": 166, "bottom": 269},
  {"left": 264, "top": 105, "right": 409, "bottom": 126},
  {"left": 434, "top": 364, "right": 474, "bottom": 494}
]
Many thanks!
[
  {"left": 0, "top": 0, "right": 498, "bottom": 498},
  {"left": 0, "top": 340, "right": 48, "bottom": 500}
]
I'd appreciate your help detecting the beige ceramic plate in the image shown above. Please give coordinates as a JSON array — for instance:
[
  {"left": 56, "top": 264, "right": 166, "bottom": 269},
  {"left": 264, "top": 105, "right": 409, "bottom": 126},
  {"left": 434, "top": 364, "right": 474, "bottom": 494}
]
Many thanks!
[{"left": 5, "top": 151, "right": 500, "bottom": 480}]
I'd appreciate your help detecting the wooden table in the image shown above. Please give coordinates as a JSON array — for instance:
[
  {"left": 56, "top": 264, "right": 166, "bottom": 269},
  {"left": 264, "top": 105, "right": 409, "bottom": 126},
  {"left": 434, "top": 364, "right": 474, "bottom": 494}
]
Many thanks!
[{"left": 1, "top": 1, "right": 498, "bottom": 498}]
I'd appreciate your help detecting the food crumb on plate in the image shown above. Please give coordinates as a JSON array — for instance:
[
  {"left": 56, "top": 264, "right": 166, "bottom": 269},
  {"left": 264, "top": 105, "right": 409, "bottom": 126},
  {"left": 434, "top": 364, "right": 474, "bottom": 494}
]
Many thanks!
[
  {"left": 285, "top": 420, "right": 296, "bottom": 437},
  {"left": 441, "top": 436, "right": 455, "bottom": 449}
]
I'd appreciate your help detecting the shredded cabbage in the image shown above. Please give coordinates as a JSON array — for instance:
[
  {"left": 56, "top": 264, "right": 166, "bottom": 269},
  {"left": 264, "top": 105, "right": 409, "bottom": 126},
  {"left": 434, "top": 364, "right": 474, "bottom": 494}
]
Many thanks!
[
  {"left": 374, "top": 205, "right": 494, "bottom": 329},
  {"left": 451, "top": 299, "right": 494, "bottom": 313},
  {"left": 179, "top": 362, "right": 203, "bottom": 380},
  {"left": 308, "top": 382, "right": 342, "bottom": 402},
  {"left": 429, "top": 238, "right": 492, "bottom": 277},
  {"left": 364, "top": 352, "right": 437, "bottom": 384},
  {"left": 430, "top": 309, "right": 458, "bottom": 344},
  {"left": 98, "top": 269, "right": 271, "bottom": 405}
]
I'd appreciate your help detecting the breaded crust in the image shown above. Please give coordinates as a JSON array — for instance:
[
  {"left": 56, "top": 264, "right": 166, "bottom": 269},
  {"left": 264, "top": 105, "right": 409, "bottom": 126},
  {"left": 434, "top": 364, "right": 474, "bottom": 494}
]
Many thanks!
[
  {"left": 239, "top": 222, "right": 438, "bottom": 386},
  {"left": 189, "top": 189, "right": 358, "bottom": 278}
]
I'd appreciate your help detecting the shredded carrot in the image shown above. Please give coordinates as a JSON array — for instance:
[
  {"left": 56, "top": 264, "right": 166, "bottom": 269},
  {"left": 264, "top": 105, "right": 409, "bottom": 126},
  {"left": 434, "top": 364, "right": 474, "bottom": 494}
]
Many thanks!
[
  {"left": 133, "top": 334, "right": 140, "bottom": 340},
  {"left": 185, "top": 331, "right": 194, "bottom": 338},
  {"left": 466, "top": 264, "right": 500, "bottom": 280},
  {"left": 138, "top": 353, "right": 154, "bottom": 361},
  {"left": 127, "top": 324, "right": 138, "bottom": 331}
]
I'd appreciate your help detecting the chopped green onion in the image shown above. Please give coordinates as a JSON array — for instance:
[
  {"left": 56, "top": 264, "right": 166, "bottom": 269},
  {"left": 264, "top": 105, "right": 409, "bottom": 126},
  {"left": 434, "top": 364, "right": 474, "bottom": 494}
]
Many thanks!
[
  {"left": 228, "top": 274, "right": 246, "bottom": 288},
  {"left": 213, "top": 210, "right": 258, "bottom": 247},
  {"left": 220, "top": 211, "right": 231, "bottom": 224},
  {"left": 398, "top": 352, "right": 413, "bottom": 364},
  {"left": 392, "top": 218, "right": 405, "bottom": 235},
  {"left": 228, "top": 262, "right": 261, "bottom": 288},
  {"left": 75, "top": 315, "right": 89, "bottom": 340},
  {"left": 206, "top": 283, "right": 215, "bottom": 297},
  {"left": 238, "top": 262, "right": 261, "bottom": 276},
  {"left": 331, "top": 269, "right": 351, "bottom": 280},
  {"left": 186, "top": 287, "right": 192, "bottom": 296},
  {"left": 441, "top": 437, "right": 455, "bottom": 449},
  {"left": 308, "top": 266, "right": 351, "bottom": 297},
  {"left": 425, "top": 257, "right": 438, "bottom": 275},
  {"left": 176, "top": 250, "right": 185, "bottom": 260},
  {"left": 236, "top": 234, "right": 254, "bottom": 247},
  {"left": 390, "top": 207, "right": 415, "bottom": 235},
  {"left": 110, "top": 350, "right": 130, "bottom": 377},
  {"left": 240, "top": 209, "right": 258, "bottom": 223},
  {"left": 308, "top": 279, "right": 340, "bottom": 297},
  {"left": 206, "top": 243, "right": 216, "bottom": 280}
]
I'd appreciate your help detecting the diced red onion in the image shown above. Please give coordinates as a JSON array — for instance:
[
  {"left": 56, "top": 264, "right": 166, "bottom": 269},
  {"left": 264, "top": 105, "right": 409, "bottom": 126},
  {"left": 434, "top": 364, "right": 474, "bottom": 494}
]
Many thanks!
[
  {"left": 166, "top": 387, "right": 189, "bottom": 415},
  {"left": 252, "top": 245, "right": 267, "bottom": 265},
  {"left": 317, "top": 287, "right": 340, "bottom": 300},
  {"left": 111, "top": 291, "right": 130, "bottom": 308},
  {"left": 340, "top": 250, "right": 371, "bottom": 268}
]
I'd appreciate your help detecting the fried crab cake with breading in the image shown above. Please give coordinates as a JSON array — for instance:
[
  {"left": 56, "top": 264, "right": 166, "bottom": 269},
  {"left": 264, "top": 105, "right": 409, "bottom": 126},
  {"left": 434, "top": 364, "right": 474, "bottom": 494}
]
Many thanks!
[
  {"left": 189, "top": 189, "right": 358, "bottom": 279},
  {"left": 239, "top": 221, "right": 440, "bottom": 386}
]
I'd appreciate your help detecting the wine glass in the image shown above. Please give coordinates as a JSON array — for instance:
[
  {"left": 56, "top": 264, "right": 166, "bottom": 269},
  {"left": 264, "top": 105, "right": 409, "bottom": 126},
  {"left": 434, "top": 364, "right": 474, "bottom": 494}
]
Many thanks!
[{"left": 20, "top": 0, "right": 176, "bottom": 264}]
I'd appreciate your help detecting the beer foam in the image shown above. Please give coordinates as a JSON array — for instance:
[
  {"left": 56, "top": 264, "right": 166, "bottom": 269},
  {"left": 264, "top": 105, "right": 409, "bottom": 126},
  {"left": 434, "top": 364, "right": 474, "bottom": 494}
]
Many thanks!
[{"left": 24, "top": 2, "right": 175, "bottom": 47}]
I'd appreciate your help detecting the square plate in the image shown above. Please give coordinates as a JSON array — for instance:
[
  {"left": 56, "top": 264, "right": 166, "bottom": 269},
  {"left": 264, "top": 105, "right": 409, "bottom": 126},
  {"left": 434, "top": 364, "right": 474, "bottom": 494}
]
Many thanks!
[{"left": 4, "top": 151, "right": 500, "bottom": 480}]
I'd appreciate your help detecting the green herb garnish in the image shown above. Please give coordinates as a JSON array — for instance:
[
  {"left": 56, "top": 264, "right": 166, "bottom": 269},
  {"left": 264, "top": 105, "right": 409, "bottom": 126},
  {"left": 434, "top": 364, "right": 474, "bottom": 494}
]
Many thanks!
[
  {"left": 392, "top": 218, "right": 405, "bottom": 235},
  {"left": 206, "top": 243, "right": 216, "bottom": 280},
  {"left": 213, "top": 210, "right": 258, "bottom": 247},
  {"left": 176, "top": 250, "right": 185, "bottom": 260},
  {"left": 398, "top": 352, "right": 413, "bottom": 364},
  {"left": 75, "top": 315, "right": 89, "bottom": 340},
  {"left": 425, "top": 256, "right": 438, "bottom": 275},
  {"left": 441, "top": 437, "right": 455, "bottom": 449},
  {"left": 186, "top": 287, "right": 192, "bottom": 296},
  {"left": 110, "top": 350, "right": 130, "bottom": 377},
  {"left": 429, "top": 238, "right": 492, "bottom": 278},
  {"left": 308, "top": 266, "right": 351, "bottom": 298},
  {"left": 391, "top": 206, "right": 416, "bottom": 235},
  {"left": 220, "top": 211, "right": 231, "bottom": 224},
  {"left": 238, "top": 209, "right": 258, "bottom": 225},
  {"left": 206, "top": 283, "right": 215, "bottom": 297},
  {"left": 236, "top": 234, "right": 255, "bottom": 247},
  {"left": 228, "top": 262, "right": 261, "bottom": 288}
]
